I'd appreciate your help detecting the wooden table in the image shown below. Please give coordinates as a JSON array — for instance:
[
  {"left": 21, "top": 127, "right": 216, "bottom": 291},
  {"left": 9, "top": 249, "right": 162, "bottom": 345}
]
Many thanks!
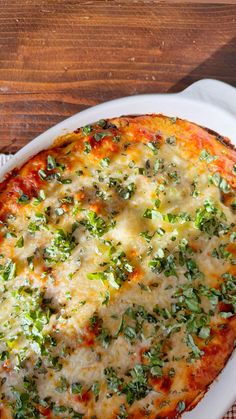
[
  {"left": 0, "top": 2, "right": 235, "bottom": 417},
  {"left": 0, "top": 1, "right": 236, "bottom": 153}
]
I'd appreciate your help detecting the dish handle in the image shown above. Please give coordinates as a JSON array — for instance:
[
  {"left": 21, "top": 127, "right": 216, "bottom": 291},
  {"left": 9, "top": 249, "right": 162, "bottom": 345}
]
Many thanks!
[{"left": 179, "top": 79, "right": 236, "bottom": 117}]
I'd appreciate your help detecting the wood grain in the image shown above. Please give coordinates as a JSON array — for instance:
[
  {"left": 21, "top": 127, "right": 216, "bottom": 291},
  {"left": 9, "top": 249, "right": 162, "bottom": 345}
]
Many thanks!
[{"left": 0, "top": 1, "right": 235, "bottom": 152}]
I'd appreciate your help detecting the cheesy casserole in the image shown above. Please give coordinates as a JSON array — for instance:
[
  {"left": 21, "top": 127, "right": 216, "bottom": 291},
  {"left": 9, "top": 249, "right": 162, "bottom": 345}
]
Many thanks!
[{"left": 0, "top": 115, "right": 235, "bottom": 418}]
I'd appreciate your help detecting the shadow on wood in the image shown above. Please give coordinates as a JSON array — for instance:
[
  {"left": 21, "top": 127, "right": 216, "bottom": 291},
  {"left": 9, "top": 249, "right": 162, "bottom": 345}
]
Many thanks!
[{"left": 169, "top": 36, "right": 236, "bottom": 93}]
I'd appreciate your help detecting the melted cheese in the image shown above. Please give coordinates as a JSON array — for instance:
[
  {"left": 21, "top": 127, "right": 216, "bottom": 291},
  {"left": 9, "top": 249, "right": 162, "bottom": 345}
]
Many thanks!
[{"left": 0, "top": 115, "right": 235, "bottom": 418}]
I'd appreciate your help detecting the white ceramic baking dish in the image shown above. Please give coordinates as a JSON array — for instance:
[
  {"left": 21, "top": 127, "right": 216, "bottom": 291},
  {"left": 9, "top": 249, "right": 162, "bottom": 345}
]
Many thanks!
[{"left": 0, "top": 78, "right": 235, "bottom": 419}]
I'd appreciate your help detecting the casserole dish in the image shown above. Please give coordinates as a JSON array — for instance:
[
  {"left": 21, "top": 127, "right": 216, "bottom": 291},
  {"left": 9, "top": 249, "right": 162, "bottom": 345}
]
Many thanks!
[{"left": 0, "top": 79, "right": 235, "bottom": 419}]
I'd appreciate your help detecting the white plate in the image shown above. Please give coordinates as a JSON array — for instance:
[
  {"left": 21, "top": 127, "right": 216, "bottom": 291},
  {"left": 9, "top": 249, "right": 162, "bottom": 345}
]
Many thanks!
[{"left": 0, "top": 78, "right": 236, "bottom": 419}]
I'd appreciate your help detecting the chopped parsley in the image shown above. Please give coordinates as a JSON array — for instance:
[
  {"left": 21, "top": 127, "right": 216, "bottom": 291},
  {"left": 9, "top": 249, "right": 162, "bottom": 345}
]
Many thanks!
[
  {"left": 146, "top": 141, "right": 159, "bottom": 154},
  {"left": 56, "top": 376, "right": 69, "bottom": 393},
  {"left": 47, "top": 155, "right": 65, "bottom": 171},
  {"left": 91, "top": 382, "right": 100, "bottom": 401},
  {"left": 184, "top": 259, "right": 204, "bottom": 281},
  {"left": 165, "top": 136, "right": 176, "bottom": 145},
  {"left": 15, "top": 236, "right": 24, "bottom": 248},
  {"left": 47, "top": 155, "right": 57, "bottom": 170},
  {"left": 104, "top": 367, "right": 123, "bottom": 394},
  {"left": 167, "top": 170, "right": 180, "bottom": 183},
  {"left": 143, "top": 208, "right": 162, "bottom": 219},
  {"left": 84, "top": 141, "right": 91, "bottom": 154},
  {"left": 186, "top": 333, "right": 203, "bottom": 359},
  {"left": 212, "top": 244, "right": 232, "bottom": 260},
  {"left": 80, "top": 210, "right": 110, "bottom": 237},
  {"left": 33, "top": 189, "right": 46, "bottom": 205},
  {"left": 139, "top": 230, "right": 154, "bottom": 243},
  {"left": 0, "top": 259, "right": 16, "bottom": 281},
  {"left": 143, "top": 345, "right": 164, "bottom": 377},
  {"left": 163, "top": 212, "right": 191, "bottom": 224},
  {"left": 195, "top": 199, "right": 229, "bottom": 236},
  {"left": 108, "top": 177, "right": 136, "bottom": 200},
  {"left": 94, "top": 131, "right": 111, "bottom": 141},
  {"left": 82, "top": 124, "right": 92, "bottom": 135},
  {"left": 211, "top": 172, "right": 230, "bottom": 193},
  {"left": 71, "top": 382, "right": 83, "bottom": 394},
  {"left": 149, "top": 249, "right": 177, "bottom": 277},
  {"left": 104, "top": 363, "right": 152, "bottom": 406},
  {"left": 55, "top": 207, "right": 65, "bottom": 216},
  {"left": 117, "top": 404, "right": 128, "bottom": 419},
  {"left": 44, "top": 228, "right": 76, "bottom": 263},
  {"left": 177, "top": 400, "right": 186, "bottom": 413},
  {"left": 122, "top": 364, "right": 151, "bottom": 405},
  {"left": 100, "top": 157, "right": 110, "bottom": 167},
  {"left": 17, "top": 192, "right": 30, "bottom": 204},
  {"left": 88, "top": 251, "right": 133, "bottom": 289},
  {"left": 76, "top": 169, "right": 84, "bottom": 176},
  {"left": 28, "top": 213, "right": 48, "bottom": 234},
  {"left": 116, "top": 182, "right": 136, "bottom": 200},
  {"left": 199, "top": 149, "right": 218, "bottom": 163},
  {"left": 38, "top": 168, "right": 71, "bottom": 184}
]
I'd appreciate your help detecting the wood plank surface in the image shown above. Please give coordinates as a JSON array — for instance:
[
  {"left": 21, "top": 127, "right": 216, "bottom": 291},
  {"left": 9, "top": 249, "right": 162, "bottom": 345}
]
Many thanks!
[{"left": 0, "top": 1, "right": 235, "bottom": 152}]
